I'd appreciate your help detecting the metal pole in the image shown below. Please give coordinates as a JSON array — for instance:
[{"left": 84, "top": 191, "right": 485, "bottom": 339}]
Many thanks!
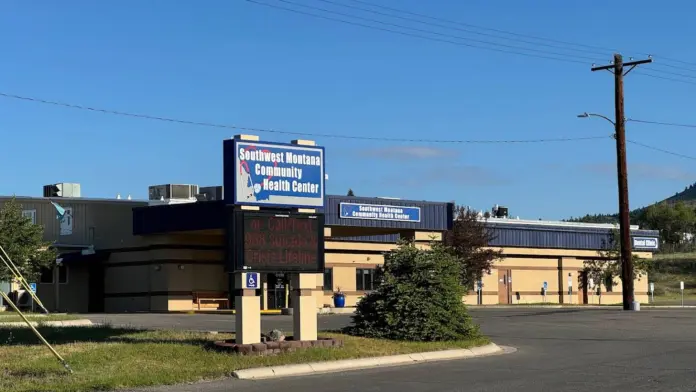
[{"left": 0, "top": 290, "right": 72, "bottom": 373}]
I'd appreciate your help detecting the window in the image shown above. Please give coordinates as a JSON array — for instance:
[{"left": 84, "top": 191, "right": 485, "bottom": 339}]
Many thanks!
[
  {"left": 356, "top": 268, "right": 376, "bottom": 291},
  {"left": 39, "top": 267, "right": 53, "bottom": 284},
  {"left": 22, "top": 209, "right": 36, "bottom": 224},
  {"left": 604, "top": 274, "right": 613, "bottom": 292},
  {"left": 323, "top": 268, "right": 333, "bottom": 291},
  {"left": 38, "top": 266, "right": 68, "bottom": 284}
]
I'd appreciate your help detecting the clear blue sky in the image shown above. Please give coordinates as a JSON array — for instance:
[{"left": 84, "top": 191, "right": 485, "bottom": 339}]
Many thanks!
[{"left": 2, "top": 0, "right": 696, "bottom": 220}]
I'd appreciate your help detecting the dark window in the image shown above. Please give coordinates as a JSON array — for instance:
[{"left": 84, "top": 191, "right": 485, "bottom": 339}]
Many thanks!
[
  {"left": 323, "top": 268, "right": 333, "bottom": 291},
  {"left": 356, "top": 268, "right": 376, "bottom": 291},
  {"left": 39, "top": 267, "right": 53, "bottom": 284},
  {"left": 58, "top": 265, "right": 68, "bottom": 284}
]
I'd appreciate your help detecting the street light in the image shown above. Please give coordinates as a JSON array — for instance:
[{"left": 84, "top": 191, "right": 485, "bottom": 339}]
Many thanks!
[
  {"left": 577, "top": 112, "right": 616, "bottom": 126},
  {"left": 577, "top": 111, "right": 636, "bottom": 311}
]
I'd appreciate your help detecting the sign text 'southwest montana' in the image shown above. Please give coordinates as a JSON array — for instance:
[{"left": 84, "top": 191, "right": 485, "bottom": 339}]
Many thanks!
[
  {"left": 339, "top": 202, "right": 421, "bottom": 223},
  {"left": 225, "top": 140, "right": 325, "bottom": 208}
]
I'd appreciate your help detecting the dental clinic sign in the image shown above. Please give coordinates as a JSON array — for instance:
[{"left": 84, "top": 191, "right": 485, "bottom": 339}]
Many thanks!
[
  {"left": 224, "top": 139, "right": 325, "bottom": 208},
  {"left": 632, "top": 236, "right": 659, "bottom": 250},
  {"left": 340, "top": 202, "right": 421, "bottom": 223}
]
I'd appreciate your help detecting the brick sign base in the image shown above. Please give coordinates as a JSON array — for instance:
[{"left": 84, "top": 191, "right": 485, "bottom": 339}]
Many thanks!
[{"left": 212, "top": 337, "right": 344, "bottom": 355}]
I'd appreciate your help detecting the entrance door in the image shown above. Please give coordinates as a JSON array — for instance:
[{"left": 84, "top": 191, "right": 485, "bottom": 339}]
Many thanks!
[
  {"left": 579, "top": 271, "right": 589, "bottom": 305},
  {"left": 266, "top": 273, "right": 288, "bottom": 310},
  {"left": 498, "top": 269, "right": 511, "bottom": 304},
  {"left": 87, "top": 264, "right": 105, "bottom": 313}
]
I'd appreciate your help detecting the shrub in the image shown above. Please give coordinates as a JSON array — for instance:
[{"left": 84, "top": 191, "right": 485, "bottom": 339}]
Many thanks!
[{"left": 345, "top": 240, "right": 480, "bottom": 342}]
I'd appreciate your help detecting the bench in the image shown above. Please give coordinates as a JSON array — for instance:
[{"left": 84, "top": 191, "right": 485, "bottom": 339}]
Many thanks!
[{"left": 192, "top": 291, "right": 229, "bottom": 310}]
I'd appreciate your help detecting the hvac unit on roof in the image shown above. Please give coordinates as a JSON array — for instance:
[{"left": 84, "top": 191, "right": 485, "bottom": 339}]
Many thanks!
[{"left": 148, "top": 184, "right": 199, "bottom": 201}]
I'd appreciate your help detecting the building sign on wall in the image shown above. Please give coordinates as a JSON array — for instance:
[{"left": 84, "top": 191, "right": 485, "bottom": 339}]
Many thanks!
[
  {"left": 632, "top": 236, "right": 659, "bottom": 250},
  {"left": 60, "top": 207, "right": 73, "bottom": 236},
  {"left": 339, "top": 202, "right": 421, "bottom": 223},
  {"left": 224, "top": 140, "right": 325, "bottom": 208},
  {"left": 227, "top": 209, "right": 325, "bottom": 273}
]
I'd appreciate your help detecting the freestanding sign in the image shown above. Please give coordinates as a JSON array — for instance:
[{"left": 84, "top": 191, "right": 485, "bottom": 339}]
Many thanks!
[
  {"left": 224, "top": 139, "right": 325, "bottom": 208},
  {"left": 226, "top": 208, "right": 325, "bottom": 273}
]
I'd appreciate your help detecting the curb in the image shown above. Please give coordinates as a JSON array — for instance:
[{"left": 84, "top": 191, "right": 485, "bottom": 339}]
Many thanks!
[
  {"left": 232, "top": 342, "right": 504, "bottom": 380},
  {"left": 0, "top": 319, "right": 94, "bottom": 328}
]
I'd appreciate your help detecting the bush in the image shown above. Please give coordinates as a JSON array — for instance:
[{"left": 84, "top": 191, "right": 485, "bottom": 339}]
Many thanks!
[{"left": 345, "top": 240, "right": 480, "bottom": 342}]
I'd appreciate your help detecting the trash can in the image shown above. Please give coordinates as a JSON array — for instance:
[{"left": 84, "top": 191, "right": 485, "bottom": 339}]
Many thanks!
[{"left": 632, "top": 301, "right": 641, "bottom": 311}]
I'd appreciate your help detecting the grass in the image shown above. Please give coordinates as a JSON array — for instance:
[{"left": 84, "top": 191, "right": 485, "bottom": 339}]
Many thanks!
[
  {"left": 0, "top": 325, "right": 489, "bottom": 392},
  {"left": 0, "top": 313, "right": 80, "bottom": 323}
]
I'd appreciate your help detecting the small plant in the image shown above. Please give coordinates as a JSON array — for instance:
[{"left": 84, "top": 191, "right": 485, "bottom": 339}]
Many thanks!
[{"left": 333, "top": 287, "right": 345, "bottom": 298}]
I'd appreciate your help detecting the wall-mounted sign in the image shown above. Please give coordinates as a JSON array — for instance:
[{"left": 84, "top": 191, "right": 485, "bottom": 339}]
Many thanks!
[
  {"left": 227, "top": 209, "right": 325, "bottom": 273},
  {"left": 339, "top": 202, "right": 421, "bottom": 223},
  {"left": 632, "top": 236, "right": 659, "bottom": 250},
  {"left": 224, "top": 140, "right": 325, "bottom": 208}
]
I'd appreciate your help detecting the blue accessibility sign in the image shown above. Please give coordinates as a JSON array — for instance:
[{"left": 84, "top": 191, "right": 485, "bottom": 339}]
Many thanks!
[
  {"left": 246, "top": 273, "right": 259, "bottom": 289},
  {"left": 543, "top": 281, "right": 548, "bottom": 291},
  {"left": 29, "top": 283, "right": 37, "bottom": 293}
]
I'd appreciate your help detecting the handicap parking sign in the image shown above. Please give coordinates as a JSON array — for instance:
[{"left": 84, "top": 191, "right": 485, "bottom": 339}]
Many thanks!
[
  {"left": 245, "top": 273, "right": 259, "bottom": 289},
  {"left": 29, "top": 283, "right": 37, "bottom": 293}
]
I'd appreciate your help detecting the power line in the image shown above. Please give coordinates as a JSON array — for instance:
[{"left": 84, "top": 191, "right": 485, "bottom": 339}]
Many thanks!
[
  {"left": 313, "top": 0, "right": 614, "bottom": 59},
  {"left": 343, "top": 0, "right": 696, "bottom": 71},
  {"left": 627, "top": 139, "right": 696, "bottom": 161},
  {"left": 244, "top": 0, "right": 589, "bottom": 65},
  {"left": 0, "top": 92, "right": 609, "bottom": 144},
  {"left": 628, "top": 118, "right": 696, "bottom": 128},
  {"left": 252, "top": 0, "right": 696, "bottom": 82},
  {"left": 273, "top": 0, "right": 607, "bottom": 62}
]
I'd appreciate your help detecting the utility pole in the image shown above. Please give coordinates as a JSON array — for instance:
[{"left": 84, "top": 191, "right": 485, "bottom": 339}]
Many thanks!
[{"left": 592, "top": 53, "right": 652, "bottom": 311}]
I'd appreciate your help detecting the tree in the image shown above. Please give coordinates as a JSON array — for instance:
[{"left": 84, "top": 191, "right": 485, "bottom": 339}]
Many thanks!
[
  {"left": 346, "top": 240, "right": 480, "bottom": 341},
  {"left": 644, "top": 201, "right": 695, "bottom": 244},
  {"left": 444, "top": 206, "right": 502, "bottom": 290},
  {"left": 0, "top": 198, "right": 57, "bottom": 282},
  {"left": 583, "top": 228, "right": 651, "bottom": 292},
  {"left": 346, "top": 189, "right": 355, "bottom": 197}
]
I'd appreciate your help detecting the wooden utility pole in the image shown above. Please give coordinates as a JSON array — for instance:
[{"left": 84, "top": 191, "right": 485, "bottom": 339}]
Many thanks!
[{"left": 592, "top": 53, "right": 652, "bottom": 311}]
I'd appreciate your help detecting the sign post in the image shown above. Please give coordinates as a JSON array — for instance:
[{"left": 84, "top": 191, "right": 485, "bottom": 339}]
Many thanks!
[
  {"left": 477, "top": 281, "right": 483, "bottom": 305},
  {"left": 29, "top": 283, "right": 37, "bottom": 313},
  {"left": 567, "top": 273, "right": 573, "bottom": 304},
  {"left": 649, "top": 282, "right": 654, "bottom": 303},
  {"left": 681, "top": 281, "right": 685, "bottom": 307},
  {"left": 542, "top": 281, "right": 548, "bottom": 303},
  {"left": 589, "top": 278, "right": 595, "bottom": 305}
]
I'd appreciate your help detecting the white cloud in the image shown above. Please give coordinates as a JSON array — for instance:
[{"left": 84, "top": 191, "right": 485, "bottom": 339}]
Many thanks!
[{"left": 359, "top": 146, "right": 458, "bottom": 160}]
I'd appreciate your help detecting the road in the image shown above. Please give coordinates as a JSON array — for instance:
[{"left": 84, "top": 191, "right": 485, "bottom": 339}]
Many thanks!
[{"left": 101, "top": 309, "right": 696, "bottom": 392}]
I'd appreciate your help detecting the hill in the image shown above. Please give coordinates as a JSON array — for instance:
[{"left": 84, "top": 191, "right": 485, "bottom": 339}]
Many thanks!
[{"left": 567, "top": 182, "right": 696, "bottom": 224}]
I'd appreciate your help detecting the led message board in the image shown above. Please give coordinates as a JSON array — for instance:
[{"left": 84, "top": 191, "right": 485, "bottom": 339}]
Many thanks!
[{"left": 227, "top": 209, "right": 325, "bottom": 273}]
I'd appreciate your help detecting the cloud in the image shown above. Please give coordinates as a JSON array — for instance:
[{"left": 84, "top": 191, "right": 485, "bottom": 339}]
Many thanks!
[
  {"left": 385, "top": 165, "right": 512, "bottom": 187},
  {"left": 359, "top": 146, "right": 459, "bottom": 160},
  {"left": 582, "top": 162, "right": 696, "bottom": 181}
]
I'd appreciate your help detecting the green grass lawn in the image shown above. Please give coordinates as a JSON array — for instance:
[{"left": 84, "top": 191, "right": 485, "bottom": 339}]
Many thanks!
[
  {"left": 0, "top": 326, "right": 489, "bottom": 392},
  {"left": 0, "top": 313, "right": 80, "bottom": 323}
]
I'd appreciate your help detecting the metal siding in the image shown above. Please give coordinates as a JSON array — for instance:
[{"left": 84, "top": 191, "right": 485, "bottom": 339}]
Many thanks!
[
  {"left": 487, "top": 225, "right": 659, "bottom": 250},
  {"left": 330, "top": 234, "right": 400, "bottom": 243},
  {"left": 325, "top": 195, "right": 452, "bottom": 230},
  {"left": 0, "top": 197, "right": 146, "bottom": 249}
]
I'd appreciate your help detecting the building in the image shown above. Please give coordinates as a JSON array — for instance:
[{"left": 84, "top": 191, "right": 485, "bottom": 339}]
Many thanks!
[
  {"left": 0, "top": 192, "right": 146, "bottom": 312},
  {"left": 0, "top": 149, "right": 660, "bottom": 313},
  {"left": 0, "top": 187, "right": 653, "bottom": 312}
]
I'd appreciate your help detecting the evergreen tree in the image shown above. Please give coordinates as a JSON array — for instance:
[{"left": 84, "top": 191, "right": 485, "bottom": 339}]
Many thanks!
[
  {"left": 0, "top": 198, "right": 56, "bottom": 282},
  {"left": 346, "top": 240, "right": 480, "bottom": 341}
]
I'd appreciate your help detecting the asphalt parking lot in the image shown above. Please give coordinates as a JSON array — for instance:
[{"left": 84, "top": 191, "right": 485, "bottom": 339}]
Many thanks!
[{"left": 101, "top": 308, "right": 696, "bottom": 392}]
